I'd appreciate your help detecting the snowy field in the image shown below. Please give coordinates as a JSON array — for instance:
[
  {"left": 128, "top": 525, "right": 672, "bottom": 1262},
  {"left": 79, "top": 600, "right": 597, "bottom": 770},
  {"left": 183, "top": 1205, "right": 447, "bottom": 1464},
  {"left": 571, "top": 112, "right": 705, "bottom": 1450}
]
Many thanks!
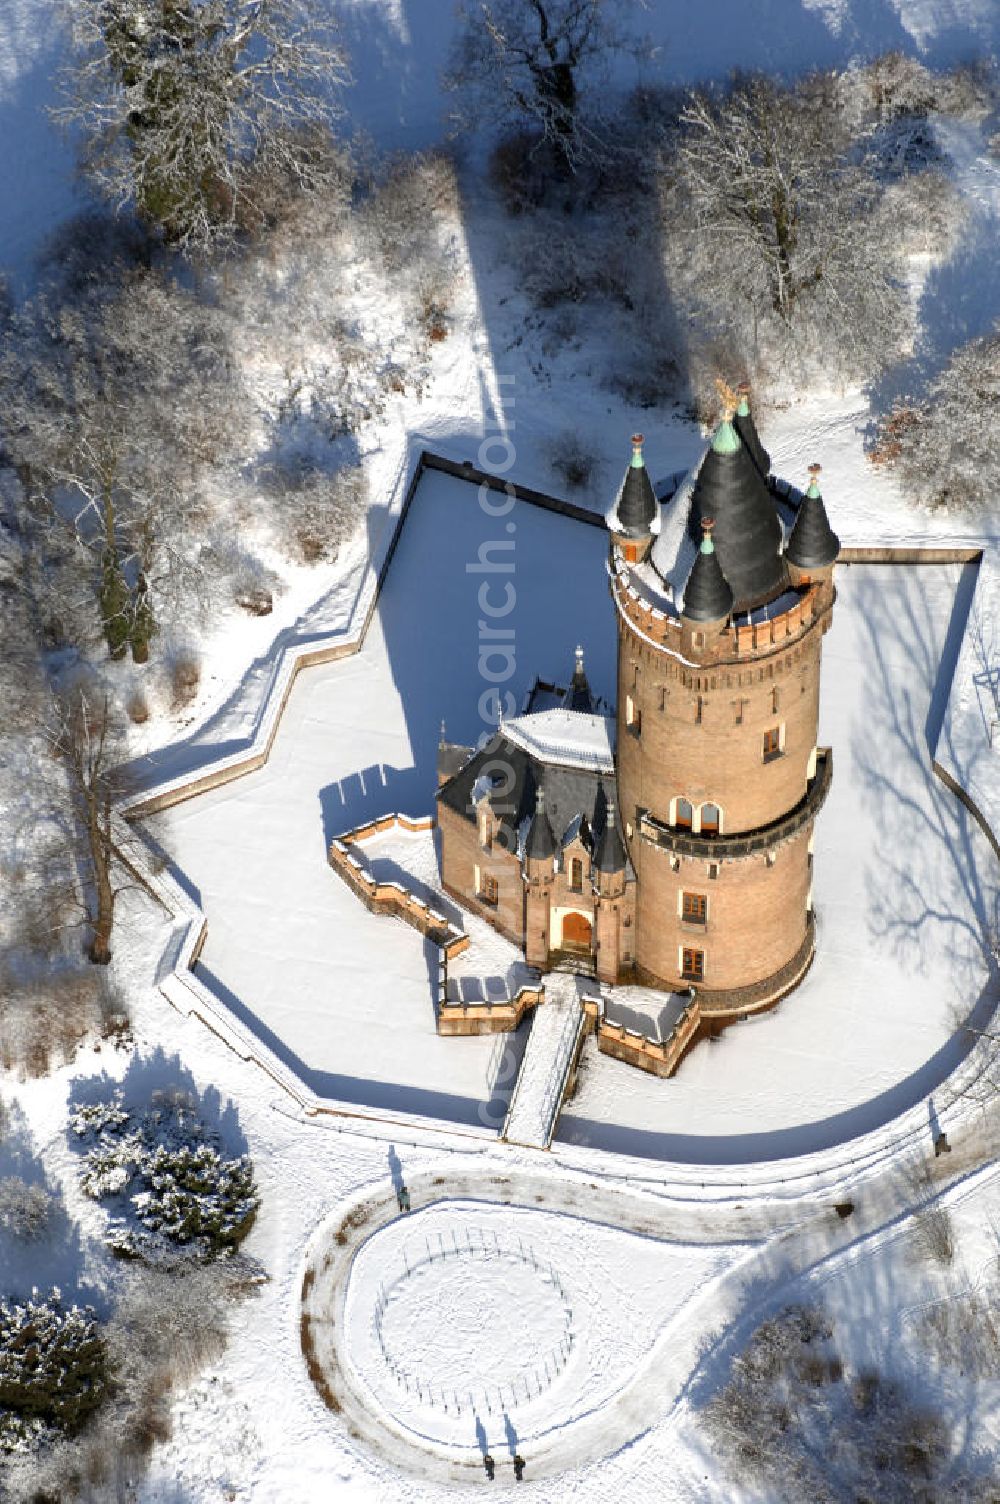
[
  {"left": 339, "top": 1199, "right": 738, "bottom": 1458},
  {"left": 159, "top": 468, "right": 994, "bottom": 1159}
]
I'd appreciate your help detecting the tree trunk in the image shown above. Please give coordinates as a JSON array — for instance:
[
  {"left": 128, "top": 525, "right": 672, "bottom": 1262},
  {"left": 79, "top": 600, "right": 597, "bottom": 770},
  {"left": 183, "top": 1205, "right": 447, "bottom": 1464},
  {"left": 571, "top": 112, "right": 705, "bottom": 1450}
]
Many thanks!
[{"left": 87, "top": 795, "right": 115, "bottom": 964}]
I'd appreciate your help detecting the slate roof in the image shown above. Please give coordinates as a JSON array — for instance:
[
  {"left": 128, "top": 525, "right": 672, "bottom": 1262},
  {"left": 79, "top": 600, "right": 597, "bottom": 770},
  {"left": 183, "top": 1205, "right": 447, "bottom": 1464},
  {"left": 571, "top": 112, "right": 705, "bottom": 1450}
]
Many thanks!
[
  {"left": 608, "top": 436, "right": 659, "bottom": 538},
  {"left": 681, "top": 532, "right": 735, "bottom": 622},
  {"left": 786, "top": 478, "right": 840, "bottom": 570},
  {"left": 684, "top": 422, "right": 787, "bottom": 612},
  {"left": 525, "top": 789, "right": 557, "bottom": 861},
  {"left": 593, "top": 804, "right": 626, "bottom": 873},
  {"left": 734, "top": 394, "right": 771, "bottom": 482},
  {"left": 437, "top": 730, "right": 620, "bottom": 864}
]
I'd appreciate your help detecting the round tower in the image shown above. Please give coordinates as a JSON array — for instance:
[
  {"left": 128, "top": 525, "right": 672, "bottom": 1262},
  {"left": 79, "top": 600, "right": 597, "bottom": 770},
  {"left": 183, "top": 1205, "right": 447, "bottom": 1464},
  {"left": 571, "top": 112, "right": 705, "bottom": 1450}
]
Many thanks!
[{"left": 611, "top": 410, "right": 836, "bottom": 1012}]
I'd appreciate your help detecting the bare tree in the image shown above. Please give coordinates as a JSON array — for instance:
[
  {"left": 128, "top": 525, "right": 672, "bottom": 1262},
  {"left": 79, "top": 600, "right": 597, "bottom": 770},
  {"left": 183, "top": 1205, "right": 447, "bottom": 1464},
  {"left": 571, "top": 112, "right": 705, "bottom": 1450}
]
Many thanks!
[
  {"left": 446, "top": 0, "right": 639, "bottom": 173},
  {"left": 0, "top": 271, "right": 246, "bottom": 658},
  {"left": 871, "top": 327, "right": 1000, "bottom": 512},
  {"left": 46, "top": 683, "right": 133, "bottom": 965},
  {"left": 57, "top": 0, "right": 350, "bottom": 251},
  {"left": 663, "top": 74, "right": 909, "bottom": 383}
]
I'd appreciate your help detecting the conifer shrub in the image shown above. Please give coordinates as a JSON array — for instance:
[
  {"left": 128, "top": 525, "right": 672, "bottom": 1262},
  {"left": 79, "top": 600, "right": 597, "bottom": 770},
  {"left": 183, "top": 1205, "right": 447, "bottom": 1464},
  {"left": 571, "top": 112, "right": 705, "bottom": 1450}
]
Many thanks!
[
  {"left": 73, "top": 1090, "right": 258, "bottom": 1264},
  {"left": 0, "top": 1292, "right": 109, "bottom": 1452}
]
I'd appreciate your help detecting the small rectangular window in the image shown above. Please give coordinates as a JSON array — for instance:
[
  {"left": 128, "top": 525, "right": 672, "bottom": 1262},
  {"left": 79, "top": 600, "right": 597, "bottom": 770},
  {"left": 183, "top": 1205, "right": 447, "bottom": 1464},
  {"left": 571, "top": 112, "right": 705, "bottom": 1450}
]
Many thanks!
[
  {"left": 478, "top": 872, "right": 499, "bottom": 905},
  {"left": 695, "top": 695, "right": 703, "bottom": 725},
  {"left": 708, "top": 863, "right": 720, "bottom": 880},
  {"left": 569, "top": 857, "right": 583, "bottom": 892},
  {"left": 763, "top": 727, "right": 782, "bottom": 762},
  {"left": 772, "top": 686, "right": 781, "bottom": 713},
  {"left": 682, "top": 892, "right": 707, "bottom": 924},
  {"left": 681, "top": 947, "right": 705, "bottom": 982}
]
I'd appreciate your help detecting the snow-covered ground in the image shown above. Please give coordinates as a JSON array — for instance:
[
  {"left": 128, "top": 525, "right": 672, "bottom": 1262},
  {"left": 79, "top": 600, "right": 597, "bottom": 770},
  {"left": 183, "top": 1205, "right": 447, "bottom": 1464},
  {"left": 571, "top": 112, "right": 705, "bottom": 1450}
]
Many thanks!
[{"left": 3, "top": 3, "right": 1000, "bottom": 1501}]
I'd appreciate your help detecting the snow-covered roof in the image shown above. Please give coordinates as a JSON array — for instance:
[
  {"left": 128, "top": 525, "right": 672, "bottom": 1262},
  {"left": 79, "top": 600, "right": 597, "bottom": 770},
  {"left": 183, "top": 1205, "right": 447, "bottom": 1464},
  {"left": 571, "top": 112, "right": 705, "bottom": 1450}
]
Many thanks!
[
  {"left": 502, "top": 708, "right": 615, "bottom": 774},
  {"left": 649, "top": 459, "right": 702, "bottom": 596}
]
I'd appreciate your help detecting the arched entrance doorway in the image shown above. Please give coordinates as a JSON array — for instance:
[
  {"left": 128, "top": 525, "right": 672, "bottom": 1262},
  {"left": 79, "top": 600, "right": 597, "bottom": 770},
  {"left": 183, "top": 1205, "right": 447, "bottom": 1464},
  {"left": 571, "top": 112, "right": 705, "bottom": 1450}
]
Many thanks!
[{"left": 561, "top": 911, "right": 593, "bottom": 952}]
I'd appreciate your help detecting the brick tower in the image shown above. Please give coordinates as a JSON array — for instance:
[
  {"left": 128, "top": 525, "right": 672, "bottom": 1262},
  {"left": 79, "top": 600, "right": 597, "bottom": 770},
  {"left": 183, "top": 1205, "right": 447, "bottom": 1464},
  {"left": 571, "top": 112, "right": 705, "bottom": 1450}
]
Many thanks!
[{"left": 608, "top": 394, "right": 839, "bottom": 1015}]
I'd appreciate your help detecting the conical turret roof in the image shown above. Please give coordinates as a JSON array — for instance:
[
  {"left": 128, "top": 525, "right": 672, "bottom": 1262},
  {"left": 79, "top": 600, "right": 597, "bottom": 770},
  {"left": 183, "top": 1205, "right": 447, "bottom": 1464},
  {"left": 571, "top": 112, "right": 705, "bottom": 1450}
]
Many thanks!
[
  {"left": 594, "top": 802, "right": 626, "bottom": 874},
  {"left": 615, "top": 434, "right": 657, "bottom": 536},
  {"left": 566, "top": 645, "right": 596, "bottom": 714},
  {"left": 525, "top": 787, "right": 557, "bottom": 862},
  {"left": 786, "top": 466, "right": 840, "bottom": 570},
  {"left": 733, "top": 386, "right": 771, "bottom": 482},
  {"left": 687, "top": 420, "right": 785, "bottom": 611},
  {"left": 682, "top": 523, "right": 735, "bottom": 623}
]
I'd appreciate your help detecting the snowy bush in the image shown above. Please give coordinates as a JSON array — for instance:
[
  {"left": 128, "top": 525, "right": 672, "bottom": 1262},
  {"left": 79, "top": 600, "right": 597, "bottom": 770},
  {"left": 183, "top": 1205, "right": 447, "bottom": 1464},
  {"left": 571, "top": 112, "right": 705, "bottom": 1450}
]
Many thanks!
[
  {"left": 264, "top": 460, "right": 367, "bottom": 565},
  {"left": 75, "top": 1089, "right": 258, "bottom": 1263},
  {"left": 883, "top": 169, "right": 968, "bottom": 258},
  {"left": 702, "top": 1303, "right": 972, "bottom": 1501},
  {"left": 0, "top": 1178, "right": 53, "bottom": 1241},
  {"left": 871, "top": 327, "right": 1000, "bottom": 512},
  {"left": 0, "top": 965, "right": 130, "bottom": 1079},
  {"left": 547, "top": 430, "right": 600, "bottom": 490},
  {"left": 167, "top": 648, "right": 201, "bottom": 712},
  {"left": 0, "top": 1291, "right": 109, "bottom": 1451}
]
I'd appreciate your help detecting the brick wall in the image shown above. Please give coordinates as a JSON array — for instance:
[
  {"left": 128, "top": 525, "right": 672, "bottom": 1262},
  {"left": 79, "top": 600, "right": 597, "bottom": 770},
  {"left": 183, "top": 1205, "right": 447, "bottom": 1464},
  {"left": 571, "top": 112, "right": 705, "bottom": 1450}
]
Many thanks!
[
  {"left": 616, "top": 604, "right": 830, "bottom": 837},
  {"left": 632, "top": 820, "right": 814, "bottom": 992}
]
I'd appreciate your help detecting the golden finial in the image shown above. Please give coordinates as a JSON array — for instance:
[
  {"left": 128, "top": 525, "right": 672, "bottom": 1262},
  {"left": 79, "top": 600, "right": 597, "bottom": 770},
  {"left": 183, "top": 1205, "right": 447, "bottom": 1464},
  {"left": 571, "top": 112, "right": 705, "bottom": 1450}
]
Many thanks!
[{"left": 713, "top": 377, "right": 740, "bottom": 420}]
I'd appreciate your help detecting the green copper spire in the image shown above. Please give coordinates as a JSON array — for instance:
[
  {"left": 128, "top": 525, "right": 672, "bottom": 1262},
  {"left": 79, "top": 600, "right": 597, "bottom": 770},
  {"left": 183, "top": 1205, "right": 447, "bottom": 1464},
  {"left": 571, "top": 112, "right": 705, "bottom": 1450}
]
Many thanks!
[
  {"left": 630, "top": 433, "right": 645, "bottom": 469},
  {"left": 712, "top": 419, "right": 740, "bottom": 455},
  {"left": 736, "top": 395, "right": 750, "bottom": 417},
  {"left": 700, "top": 519, "right": 716, "bottom": 554},
  {"left": 806, "top": 462, "right": 822, "bottom": 499}
]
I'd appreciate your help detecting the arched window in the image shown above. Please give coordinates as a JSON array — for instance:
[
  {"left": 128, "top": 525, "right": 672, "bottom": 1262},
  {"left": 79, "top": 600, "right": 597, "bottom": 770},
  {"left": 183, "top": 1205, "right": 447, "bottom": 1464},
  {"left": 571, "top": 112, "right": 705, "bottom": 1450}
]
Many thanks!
[
  {"left": 675, "top": 798, "right": 693, "bottom": 830},
  {"left": 700, "top": 803, "right": 720, "bottom": 834}
]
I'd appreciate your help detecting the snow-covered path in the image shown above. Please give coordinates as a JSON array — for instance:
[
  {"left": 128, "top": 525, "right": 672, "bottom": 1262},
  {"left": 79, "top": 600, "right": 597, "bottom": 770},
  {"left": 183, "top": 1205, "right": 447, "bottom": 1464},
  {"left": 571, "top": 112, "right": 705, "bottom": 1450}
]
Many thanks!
[{"left": 502, "top": 975, "right": 586, "bottom": 1149}]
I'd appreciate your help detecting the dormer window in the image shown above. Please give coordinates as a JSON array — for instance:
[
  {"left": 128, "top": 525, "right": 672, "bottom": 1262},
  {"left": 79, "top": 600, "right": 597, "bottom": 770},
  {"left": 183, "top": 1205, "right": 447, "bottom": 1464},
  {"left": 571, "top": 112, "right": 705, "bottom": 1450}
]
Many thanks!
[{"left": 675, "top": 798, "right": 693, "bottom": 830}]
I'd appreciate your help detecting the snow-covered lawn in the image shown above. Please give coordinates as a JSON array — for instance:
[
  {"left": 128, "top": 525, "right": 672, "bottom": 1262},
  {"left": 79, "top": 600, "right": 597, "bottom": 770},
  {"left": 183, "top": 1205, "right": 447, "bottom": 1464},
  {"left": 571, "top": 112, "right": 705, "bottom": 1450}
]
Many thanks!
[{"left": 339, "top": 1198, "right": 738, "bottom": 1460}]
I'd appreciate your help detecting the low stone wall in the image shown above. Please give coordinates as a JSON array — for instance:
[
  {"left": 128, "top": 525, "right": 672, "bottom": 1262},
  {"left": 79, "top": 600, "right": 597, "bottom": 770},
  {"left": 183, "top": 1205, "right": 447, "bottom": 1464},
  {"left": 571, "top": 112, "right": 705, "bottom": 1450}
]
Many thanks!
[
  {"left": 598, "top": 1001, "right": 700, "bottom": 1079},
  {"left": 328, "top": 813, "right": 543, "bottom": 1037}
]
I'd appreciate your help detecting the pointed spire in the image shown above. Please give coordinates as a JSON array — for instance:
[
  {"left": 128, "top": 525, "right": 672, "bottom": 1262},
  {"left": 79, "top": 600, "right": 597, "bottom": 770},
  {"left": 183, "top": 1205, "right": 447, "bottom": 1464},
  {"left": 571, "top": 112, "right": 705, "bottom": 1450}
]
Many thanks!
[
  {"left": 594, "top": 801, "right": 627, "bottom": 875},
  {"left": 688, "top": 408, "right": 785, "bottom": 610},
  {"left": 786, "top": 464, "right": 840, "bottom": 571},
  {"left": 566, "top": 644, "right": 596, "bottom": 713},
  {"left": 682, "top": 519, "right": 735, "bottom": 624},
  {"left": 733, "top": 381, "right": 771, "bottom": 482},
  {"left": 616, "top": 432, "right": 657, "bottom": 535},
  {"left": 526, "top": 786, "right": 557, "bottom": 862},
  {"left": 439, "top": 719, "right": 447, "bottom": 746}
]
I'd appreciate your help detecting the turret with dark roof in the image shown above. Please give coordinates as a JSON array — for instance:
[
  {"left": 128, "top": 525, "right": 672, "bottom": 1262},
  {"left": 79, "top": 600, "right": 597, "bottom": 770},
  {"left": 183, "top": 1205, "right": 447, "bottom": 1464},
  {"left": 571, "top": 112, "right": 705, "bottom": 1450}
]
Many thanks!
[
  {"left": 615, "top": 434, "right": 658, "bottom": 537},
  {"left": 525, "top": 787, "right": 557, "bottom": 863},
  {"left": 786, "top": 465, "right": 840, "bottom": 572},
  {"left": 687, "top": 418, "right": 785, "bottom": 611},
  {"left": 733, "top": 383, "right": 771, "bottom": 482},
  {"left": 594, "top": 801, "right": 626, "bottom": 874},
  {"left": 682, "top": 520, "right": 734, "bottom": 623}
]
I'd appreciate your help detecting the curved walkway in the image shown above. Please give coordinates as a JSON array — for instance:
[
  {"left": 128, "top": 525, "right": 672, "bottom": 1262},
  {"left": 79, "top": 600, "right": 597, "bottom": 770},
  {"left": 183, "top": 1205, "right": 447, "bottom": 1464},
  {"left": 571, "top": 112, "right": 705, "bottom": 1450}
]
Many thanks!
[{"left": 300, "top": 1133, "right": 998, "bottom": 1484}]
